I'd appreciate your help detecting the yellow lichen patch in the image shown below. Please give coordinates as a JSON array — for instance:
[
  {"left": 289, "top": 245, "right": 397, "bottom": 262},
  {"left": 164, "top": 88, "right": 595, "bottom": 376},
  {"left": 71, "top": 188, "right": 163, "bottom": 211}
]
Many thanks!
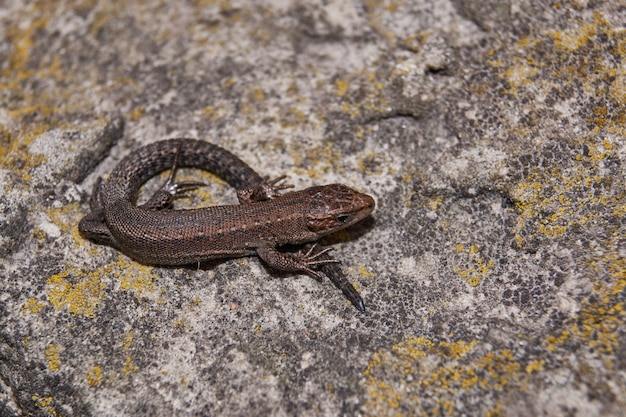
[
  {"left": 131, "top": 107, "right": 144, "bottom": 121},
  {"left": 47, "top": 268, "right": 106, "bottom": 318},
  {"left": 86, "top": 366, "right": 104, "bottom": 387},
  {"left": 221, "top": 77, "right": 236, "bottom": 88},
  {"left": 290, "top": 143, "right": 343, "bottom": 179},
  {"left": 32, "top": 395, "right": 58, "bottom": 416},
  {"left": 4, "top": 15, "right": 49, "bottom": 80},
  {"left": 0, "top": 11, "right": 95, "bottom": 169},
  {"left": 525, "top": 359, "right": 545, "bottom": 374},
  {"left": 358, "top": 152, "right": 389, "bottom": 176},
  {"left": 549, "top": 15, "right": 599, "bottom": 52},
  {"left": 331, "top": 67, "right": 392, "bottom": 120},
  {"left": 363, "top": 337, "right": 531, "bottom": 416},
  {"left": 545, "top": 330, "right": 570, "bottom": 352},
  {"left": 115, "top": 258, "right": 159, "bottom": 296},
  {"left": 453, "top": 245, "right": 495, "bottom": 287},
  {"left": 22, "top": 297, "right": 46, "bottom": 315},
  {"left": 47, "top": 202, "right": 82, "bottom": 235},
  {"left": 427, "top": 196, "right": 443, "bottom": 211},
  {"left": 122, "top": 356, "right": 139, "bottom": 377},
  {"left": 340, "top": 101, "right": 359, "bottom": 119},
  {"left": 486, "top": 404, "right": 503, "bottom": 417},
  {"left": 45, "top": 343, "right": 60, "bottom": 372},
  {"left": 335, "top": 79, "right": 349, "bottom": 97},
  {"left": 362, "top": 0, "right": 396, "bottom": 42},
  {"left": 174, "top": 317, "right": 190, "bottom": 330},
  {"left": 501, "top": 63, "right": 539, "bottom": 95},
  {"left": 509, "top": 138, "right": 626, "bottom": 245},
  {"left": 250, "top": 86, "right": 265, "bottom": 102},
  {"left": 565, "top": 248, "right": 626, "bottom": 361},
  {"left": 122, "top": 330, "right": 134, "bottom": 351},
  {"left": 359, "top": 265, "right": 376, "bottom": 278},
  {"left": 499, "top": 13, "right": 625, "bottom": 133},
  {"left": 279, "top": 107, "right": 308, "bottom": 128},
  {"left": 198, "top": 105, "right": 215, "bottom": 119}
]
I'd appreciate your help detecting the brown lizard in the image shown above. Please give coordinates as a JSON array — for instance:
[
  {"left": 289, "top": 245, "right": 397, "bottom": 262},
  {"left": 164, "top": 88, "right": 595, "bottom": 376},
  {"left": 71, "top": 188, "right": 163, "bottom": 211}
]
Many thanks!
[{"left": 79, "top": 139, "right": 375, "bottom": 311}]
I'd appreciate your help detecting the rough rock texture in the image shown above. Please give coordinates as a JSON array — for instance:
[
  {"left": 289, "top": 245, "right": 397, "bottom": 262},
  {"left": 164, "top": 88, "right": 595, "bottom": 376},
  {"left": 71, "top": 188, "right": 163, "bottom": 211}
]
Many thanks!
[{"left": 1, "top": 1, "right": 625, "bottom": 416}]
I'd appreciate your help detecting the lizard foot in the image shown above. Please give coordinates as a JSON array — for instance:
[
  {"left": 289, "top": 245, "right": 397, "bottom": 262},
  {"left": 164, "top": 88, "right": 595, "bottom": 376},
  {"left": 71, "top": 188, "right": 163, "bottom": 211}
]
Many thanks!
[{"left": 237, "top": 175, "right": 294, "bottom": 204}]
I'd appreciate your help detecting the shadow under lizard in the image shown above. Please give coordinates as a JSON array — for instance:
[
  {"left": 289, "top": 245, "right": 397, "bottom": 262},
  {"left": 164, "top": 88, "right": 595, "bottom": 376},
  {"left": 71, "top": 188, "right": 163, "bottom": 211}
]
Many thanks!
[{"left": 79, "top": 139, "right": 375, "bottom": 311}]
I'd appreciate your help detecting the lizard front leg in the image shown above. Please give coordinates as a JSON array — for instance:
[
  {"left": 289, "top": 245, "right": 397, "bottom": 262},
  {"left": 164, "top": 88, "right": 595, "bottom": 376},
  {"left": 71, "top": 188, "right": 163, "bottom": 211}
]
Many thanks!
[{"left": 256, "top": 244, "right": 339, "bottom": 280}]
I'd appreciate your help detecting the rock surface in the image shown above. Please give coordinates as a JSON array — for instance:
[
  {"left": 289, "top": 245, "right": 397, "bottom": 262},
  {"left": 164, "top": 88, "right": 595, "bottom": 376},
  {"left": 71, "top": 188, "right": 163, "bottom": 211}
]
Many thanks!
[{"left": 1, "top": 1, "right": 624, "bottom": 416}]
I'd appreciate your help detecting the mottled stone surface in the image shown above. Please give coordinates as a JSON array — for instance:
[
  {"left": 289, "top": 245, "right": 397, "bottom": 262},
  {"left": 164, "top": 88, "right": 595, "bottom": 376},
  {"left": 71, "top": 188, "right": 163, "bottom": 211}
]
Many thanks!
[{"left": 1, "top": 1, "right": 625, "bottom": 416}]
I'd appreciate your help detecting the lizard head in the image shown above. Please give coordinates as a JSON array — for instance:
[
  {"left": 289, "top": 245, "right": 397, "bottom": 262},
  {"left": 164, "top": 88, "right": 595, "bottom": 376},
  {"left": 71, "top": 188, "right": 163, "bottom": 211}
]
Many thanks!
[{"left": 305, "top": 184, "right": 375, "bottom": 235}]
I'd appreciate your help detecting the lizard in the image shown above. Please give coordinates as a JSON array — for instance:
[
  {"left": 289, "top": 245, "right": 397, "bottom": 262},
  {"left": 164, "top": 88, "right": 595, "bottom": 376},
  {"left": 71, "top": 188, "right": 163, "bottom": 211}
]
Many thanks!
[{"left": 78, "top": 138, "right": 375, "bottom": 311}]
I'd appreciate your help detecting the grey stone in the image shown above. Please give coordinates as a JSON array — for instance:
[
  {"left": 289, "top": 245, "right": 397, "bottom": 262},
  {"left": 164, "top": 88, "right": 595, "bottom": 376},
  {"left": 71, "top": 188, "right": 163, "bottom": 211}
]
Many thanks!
[{"left": 1, "top": 1, "right": 624, "bottom": 416}]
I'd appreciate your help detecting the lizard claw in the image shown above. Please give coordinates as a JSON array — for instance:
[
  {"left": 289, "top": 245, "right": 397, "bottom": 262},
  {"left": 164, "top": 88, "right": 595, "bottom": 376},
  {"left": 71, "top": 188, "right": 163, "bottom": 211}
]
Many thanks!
[
  {"left": 295, "top": 244, "right": 340, "bottom": 281},
  {"left": 163, "top": 180, "right": 206, "bottom": 198},
  {"left": 263, "top": 175, "right": 295, "bottom": 196},
  {"left": 161, "top": 141, "right": 206, "bottom": 199},
  {"left": 142, "top": 142, "right": 206, "bottom": 210}
]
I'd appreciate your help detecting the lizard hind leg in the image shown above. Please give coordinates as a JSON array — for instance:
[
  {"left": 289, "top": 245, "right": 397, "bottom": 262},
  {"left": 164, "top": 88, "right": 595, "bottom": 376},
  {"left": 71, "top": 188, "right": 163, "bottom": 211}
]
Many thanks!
[
  {"left": 237, "top": 175, "right": 294, "bottom": 204},
  {"left": 143, "top": 142, "right": 206, "bottom": 210},
  {"left": 78, "top": 177, "right": 121, "bottom": 248}
]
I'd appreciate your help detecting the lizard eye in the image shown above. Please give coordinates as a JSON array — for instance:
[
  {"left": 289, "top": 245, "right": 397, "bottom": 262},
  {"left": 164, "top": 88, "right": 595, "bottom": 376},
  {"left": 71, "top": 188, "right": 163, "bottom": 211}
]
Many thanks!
[{"left": 335, "top": 213, "right": 353, "bottom": 223}]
